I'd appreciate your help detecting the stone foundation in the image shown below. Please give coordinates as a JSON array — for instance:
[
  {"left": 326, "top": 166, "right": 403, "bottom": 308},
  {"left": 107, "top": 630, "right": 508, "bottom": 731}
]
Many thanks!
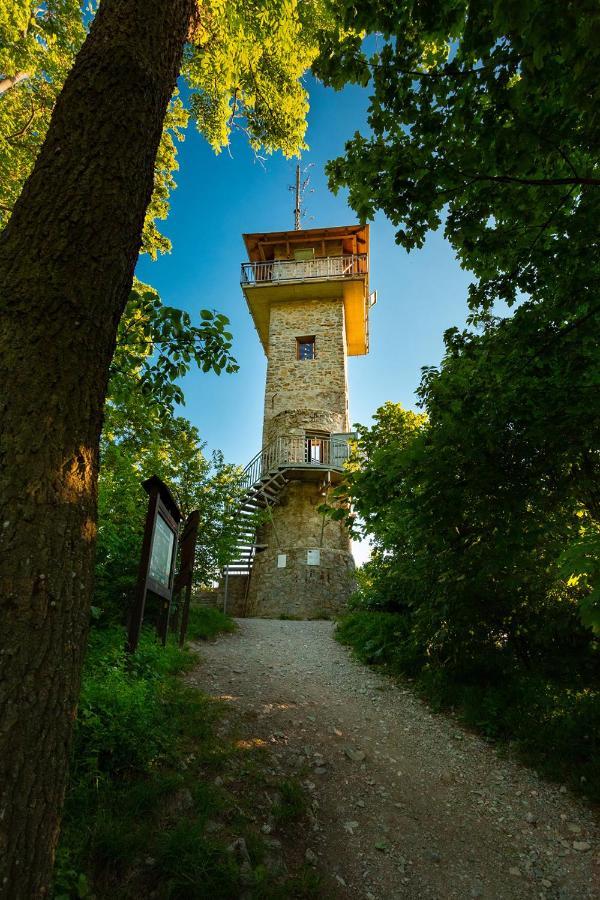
[
  {"left": 243, "top": 479, "right": 355, "bottom": 618},
  {"left": 245, "top": 546, "right": 354, "bottom": 618}
]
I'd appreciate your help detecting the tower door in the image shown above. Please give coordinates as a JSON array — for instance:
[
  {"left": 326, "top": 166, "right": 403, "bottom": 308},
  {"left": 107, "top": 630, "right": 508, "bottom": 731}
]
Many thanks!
[
  {"left": 305, "top": 431, "right": 328, "bottom": 464},
  {"left": 330, "top": 432, "right": 356, "bottom": 467}
]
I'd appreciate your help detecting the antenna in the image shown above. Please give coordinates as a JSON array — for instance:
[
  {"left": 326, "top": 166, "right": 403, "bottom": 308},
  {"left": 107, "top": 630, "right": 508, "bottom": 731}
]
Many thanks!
[{"left": 289, "top": 163, "right": 314, "bottom": 230}]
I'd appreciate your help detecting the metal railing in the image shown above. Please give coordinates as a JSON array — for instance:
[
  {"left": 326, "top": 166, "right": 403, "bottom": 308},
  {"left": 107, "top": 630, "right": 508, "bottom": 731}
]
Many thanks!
[
  {"left": 241, "top": 254, "right": 368, "bottom": 286},
  {"left": 241, "top": 433, "right": 353, "bottom": 491}
]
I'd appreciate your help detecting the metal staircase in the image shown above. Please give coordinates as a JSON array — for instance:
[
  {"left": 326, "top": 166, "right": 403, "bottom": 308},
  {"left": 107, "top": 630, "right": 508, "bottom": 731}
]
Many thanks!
[
  {"left": 222, "top": 431, "right": 353, "bottom": 579},
  {"left": 222, "top": 467, "right": 289, "bottom": 577}
]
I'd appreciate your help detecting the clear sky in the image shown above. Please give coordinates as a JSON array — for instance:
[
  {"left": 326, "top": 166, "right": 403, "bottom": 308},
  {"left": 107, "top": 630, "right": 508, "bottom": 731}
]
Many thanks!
[{"left": 136, "top": 75, "right": 474, "bottom": 562}]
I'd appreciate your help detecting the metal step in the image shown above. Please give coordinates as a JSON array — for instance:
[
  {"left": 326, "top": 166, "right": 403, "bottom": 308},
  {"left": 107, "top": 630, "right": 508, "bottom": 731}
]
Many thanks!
[{"left": 222, "top": 468, "right": 290, "bottom": 580}]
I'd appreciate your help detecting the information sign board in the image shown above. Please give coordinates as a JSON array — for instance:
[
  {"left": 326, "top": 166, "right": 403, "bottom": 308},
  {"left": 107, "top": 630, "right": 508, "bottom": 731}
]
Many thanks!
[
  {"left": 149, "top": 514, "right": 176, "bottom": 588},
  {"left": 126, "top": 476, "right": 182, "bottom": 653}
]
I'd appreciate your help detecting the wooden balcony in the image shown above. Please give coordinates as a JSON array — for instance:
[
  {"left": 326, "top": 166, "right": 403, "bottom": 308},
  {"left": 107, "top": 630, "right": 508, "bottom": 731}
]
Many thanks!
[
  {"left": 241, "top": 223, "right": 372, "bottom": 356},
  {"left": 240, "top": 253, "right": 368, "bottom": 286}
]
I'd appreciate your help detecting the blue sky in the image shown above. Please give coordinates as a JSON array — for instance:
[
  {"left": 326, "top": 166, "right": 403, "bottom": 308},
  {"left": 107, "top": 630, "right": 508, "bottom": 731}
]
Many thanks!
[{"left": 136, "top": 75, "right": 474, "bottom": 559}]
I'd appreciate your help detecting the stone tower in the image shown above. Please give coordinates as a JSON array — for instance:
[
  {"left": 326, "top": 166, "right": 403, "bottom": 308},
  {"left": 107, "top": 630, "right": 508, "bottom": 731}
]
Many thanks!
[{"left": 226, "top": 224, "right": 372, "bottom": 618}]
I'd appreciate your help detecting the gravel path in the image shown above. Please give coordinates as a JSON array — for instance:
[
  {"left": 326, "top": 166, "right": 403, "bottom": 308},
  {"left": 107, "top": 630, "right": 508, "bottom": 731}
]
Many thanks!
[{"left": 192, "top": 618, "right": 599, "bottom": 899}]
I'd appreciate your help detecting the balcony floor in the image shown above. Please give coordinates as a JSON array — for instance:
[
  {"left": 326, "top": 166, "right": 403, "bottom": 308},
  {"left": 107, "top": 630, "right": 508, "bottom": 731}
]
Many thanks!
[{"left": 260, "top": 462, "right": 346, "bottom": 485}]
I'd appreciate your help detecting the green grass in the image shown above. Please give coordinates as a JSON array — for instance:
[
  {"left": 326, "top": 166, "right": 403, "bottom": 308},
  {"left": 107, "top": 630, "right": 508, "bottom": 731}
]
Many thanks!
[
  {"left": 186, "top": 605, "right": 236, "bottom": 641},
  {"left": 337, "top": 611, "right": 600, "bottom": 802},
  {"left": 272, "top": 779, "right": 307, "bottom": 825},
  {"left": 54, "top": 621, "right": 314, "bottom": 899}
]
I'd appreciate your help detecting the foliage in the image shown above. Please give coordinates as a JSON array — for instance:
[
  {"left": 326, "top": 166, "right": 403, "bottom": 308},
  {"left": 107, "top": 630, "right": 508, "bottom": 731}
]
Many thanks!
[
  {"left": 0, "top": 2, "right": 85, "bottom": 223},
  {"left": 96, "top": 412, "right": 245, "bottom": 622},
  {"left": 110, "top": 280, "right": 238, "bottom": 414},
  {"left": 272, "top": 779, "right": 308, "bottom": 825},
  {"left": 71, "top": 628, "right": 198, "bottom": 781},
  {"left": 314, "top": 0, "right": 600, "bottom": 315},
  {"left": 315, "top": 2, "right": 600, "bottom": 633},
  {"left": 53, "top": 625, "right": 232, "bottom": 899},
  {"left": 141, "top": 94, "right": 189, "bottom": 259},
  {"left": 0, "top": 2, "right": 188, "bottom": 257},
  {"left": 185, "top": 606, "right": 236, "bottom": 641},
  {"left": 1, "top": 0, "right": 352, "bottom": 243},
  {"left": 341, "top": 400, "right": 598, "bottom": 674},
  {"left": 184, "top": 0, "right": 342, "bottom": 158},
  {"left": 336, "top": 610, "right": 422, "bottom": 675},
  {"left": 558, "top": 518, "right": 600, "bottom": 635}
]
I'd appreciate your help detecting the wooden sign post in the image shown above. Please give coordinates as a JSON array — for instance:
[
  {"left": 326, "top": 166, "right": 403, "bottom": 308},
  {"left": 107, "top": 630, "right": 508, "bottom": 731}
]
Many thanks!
[
  {"left": 173, "top": 509, "right": 200, "bottom": 647},
  {"left": 126, "top": 475, "right": 182, "bottom": 654}
]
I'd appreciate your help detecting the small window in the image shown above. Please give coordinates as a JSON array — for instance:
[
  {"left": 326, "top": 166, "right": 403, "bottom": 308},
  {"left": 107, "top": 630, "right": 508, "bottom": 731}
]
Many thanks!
[
  {"left": 296, "top": 336, "right": 315, "bottom": 360},
  {"left": 294, "top": 247, "right": 315, "bottom": 261}
]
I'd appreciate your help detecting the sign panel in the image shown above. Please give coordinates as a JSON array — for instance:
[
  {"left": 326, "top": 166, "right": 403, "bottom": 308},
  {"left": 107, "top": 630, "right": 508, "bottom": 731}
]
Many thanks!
[
  {"left": 126, "top": 475, "right": 182, "bottom": 654},
  {"left": 149, "top": 513, "right": 176, "bottom": 588},
  {"left": 307, "top": 549, "right": 321, "bottom": 566},
  {"left": 277, "top": 553, "right": 287, "bottom": 568}
]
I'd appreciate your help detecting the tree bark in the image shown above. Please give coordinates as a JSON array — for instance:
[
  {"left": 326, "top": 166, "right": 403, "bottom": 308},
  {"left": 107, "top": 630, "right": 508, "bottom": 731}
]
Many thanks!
[{"left": 0, "top": 1, "right": 195, "bottom": 896}]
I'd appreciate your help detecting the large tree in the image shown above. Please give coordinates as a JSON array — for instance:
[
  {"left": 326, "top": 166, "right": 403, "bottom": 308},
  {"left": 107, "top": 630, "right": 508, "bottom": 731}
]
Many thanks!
[
  {"left": 314, "top": 0, "right": 600, "bottom": 627},
  {"left": 0, "top": 1, "right": 341, "bottom": 894},
  {"left": 314, "top": 0, "right": 599, "bottom": 313}
]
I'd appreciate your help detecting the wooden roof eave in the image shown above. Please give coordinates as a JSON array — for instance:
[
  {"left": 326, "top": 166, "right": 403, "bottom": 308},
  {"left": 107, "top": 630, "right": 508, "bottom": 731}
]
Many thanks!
[{"left": 243, "top": 224, "right": 369, "bottom": 262}]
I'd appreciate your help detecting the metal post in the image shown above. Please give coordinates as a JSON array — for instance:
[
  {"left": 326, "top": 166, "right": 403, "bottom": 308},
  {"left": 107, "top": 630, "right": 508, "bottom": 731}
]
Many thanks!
[
  {"left": 294, "top": 164, "right": 301, "bottom": 230},
  {"left": 223, "top": 567, "right": 230, "bottom": 615}
]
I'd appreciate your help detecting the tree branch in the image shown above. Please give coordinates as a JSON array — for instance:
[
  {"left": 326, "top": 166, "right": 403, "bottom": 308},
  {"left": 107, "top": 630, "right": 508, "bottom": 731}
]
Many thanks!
[
  {"left": 0, "top": 72, "right": 29, "bottom": 95},
  {"left": 463, "top": 173, "right": 598, "bottom": 187},
  {"left": 6, "top": 97, "right": 36, "bottom": 142}
]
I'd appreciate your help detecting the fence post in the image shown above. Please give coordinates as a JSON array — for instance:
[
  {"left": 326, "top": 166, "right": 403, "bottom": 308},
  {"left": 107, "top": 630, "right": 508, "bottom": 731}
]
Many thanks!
[{"left": 223, "top": 568, "right": 230, "bottom": 615}]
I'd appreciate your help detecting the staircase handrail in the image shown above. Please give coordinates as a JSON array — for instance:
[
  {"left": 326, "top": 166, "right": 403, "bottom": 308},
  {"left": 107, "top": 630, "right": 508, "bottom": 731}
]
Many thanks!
[{"left": 240, "top": 435, "right": 278, "bottom": 490}]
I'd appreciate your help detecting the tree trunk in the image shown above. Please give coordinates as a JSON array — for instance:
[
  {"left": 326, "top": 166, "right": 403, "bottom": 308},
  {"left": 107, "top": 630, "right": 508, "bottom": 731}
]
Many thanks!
[{"left": 0, "top": 1, "right": 195, "bottom": 895}]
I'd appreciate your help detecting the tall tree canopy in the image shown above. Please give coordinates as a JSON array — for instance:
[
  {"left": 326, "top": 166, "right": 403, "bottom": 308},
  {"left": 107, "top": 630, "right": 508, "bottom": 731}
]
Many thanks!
[
  {"left": 1, "top": 0, "right": 337, "bottom": 250},
  {"left": 315, "top": 0, "right": 599, "bottom": 314},
  {"left": 314, "top": 0, "right": 600, "bottom": 628}
]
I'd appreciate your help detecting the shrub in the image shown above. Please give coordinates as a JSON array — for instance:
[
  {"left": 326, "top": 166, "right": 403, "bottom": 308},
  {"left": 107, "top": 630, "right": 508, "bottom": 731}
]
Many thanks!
[{"left": 185, "top": 606, "right": 236, "bottom": 641}]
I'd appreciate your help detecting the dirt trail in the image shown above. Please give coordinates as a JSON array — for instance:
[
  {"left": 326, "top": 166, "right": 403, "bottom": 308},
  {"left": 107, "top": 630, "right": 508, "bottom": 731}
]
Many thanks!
[{"left": 191, "top": 618, "right": 599, "bottom": 899}]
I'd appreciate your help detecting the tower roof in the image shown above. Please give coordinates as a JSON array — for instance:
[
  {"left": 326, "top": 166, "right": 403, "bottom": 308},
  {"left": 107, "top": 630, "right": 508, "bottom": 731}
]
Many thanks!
[{"left": 240, "top": 224, "right": 371, "bottom": 356}]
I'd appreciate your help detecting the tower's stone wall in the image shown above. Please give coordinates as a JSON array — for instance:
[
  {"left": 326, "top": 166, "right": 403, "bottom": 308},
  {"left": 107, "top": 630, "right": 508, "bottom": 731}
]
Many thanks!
[
  {"left": 246, "top": 482, "right": 355, "bottom": 617},
  {"left": 262, "top": 298, "right": 349, "bottom": 444},
  {"left": 246, "top": 296, "right": 355, "bottom": 618},
  {"left": 246, "top": 546, "right": 355, "bottom": 619}
]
